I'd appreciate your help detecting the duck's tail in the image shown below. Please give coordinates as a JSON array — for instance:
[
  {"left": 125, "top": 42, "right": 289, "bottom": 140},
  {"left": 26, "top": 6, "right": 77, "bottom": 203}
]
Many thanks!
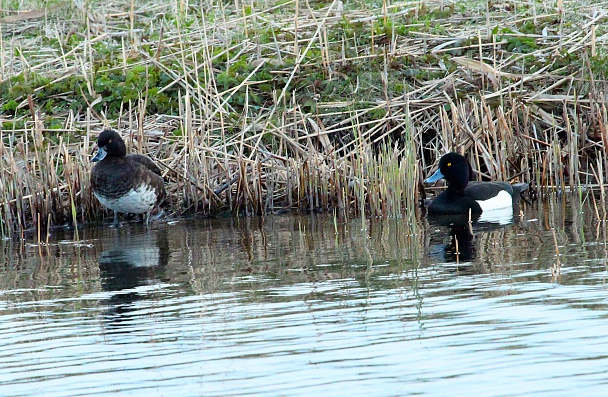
[
  {"left": 512, "top": 183, "right": 531, "bottom": 207},
  {"left": 512, "top": 183, "right": 529, "bottom": 195}
]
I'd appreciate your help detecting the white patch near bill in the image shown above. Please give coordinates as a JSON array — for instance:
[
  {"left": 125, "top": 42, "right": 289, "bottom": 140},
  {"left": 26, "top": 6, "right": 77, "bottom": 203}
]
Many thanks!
[
  {"left": 94, "top": 184, "right": 158, "bottom": 214},
  {"left": 475, "top": 190, "right": 512, "bottom": 212}
]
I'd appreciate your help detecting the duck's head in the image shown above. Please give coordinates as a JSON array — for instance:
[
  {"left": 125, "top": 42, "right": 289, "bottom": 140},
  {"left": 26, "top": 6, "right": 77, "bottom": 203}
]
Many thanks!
[
  {"left": 424, "top": 152, "right": 472, "bottom": 190},
  {"left": 92, "top": 129, "right": 127, "bottom": 162}
]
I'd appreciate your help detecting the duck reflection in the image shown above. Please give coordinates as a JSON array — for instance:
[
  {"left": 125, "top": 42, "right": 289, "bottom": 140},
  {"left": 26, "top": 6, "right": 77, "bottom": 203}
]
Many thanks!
[
  {"left": 98, "top": 227, "right": 170, "bottom": 332},
  {"left": 427, "top": 214, "right": 476, "bottom": 263},
  {"left": 445, "top": 221, "right": 476, "bottom": 262},
  {"left": 427, "top": 209, "right": 517, "bottom": 264}
]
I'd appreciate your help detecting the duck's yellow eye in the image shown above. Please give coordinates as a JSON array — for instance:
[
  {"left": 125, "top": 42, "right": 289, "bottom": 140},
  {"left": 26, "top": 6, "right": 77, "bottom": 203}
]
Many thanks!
[
  {"left": 447, "top": 162, "right": 451, "bottom": 167},
  {"left": 108, "top": 139, "right": 112, "bottom": 143}
]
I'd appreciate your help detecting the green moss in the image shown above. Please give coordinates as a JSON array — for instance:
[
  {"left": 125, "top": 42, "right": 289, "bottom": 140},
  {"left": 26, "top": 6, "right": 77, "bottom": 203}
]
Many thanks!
[
  {"left": 91, "top": 66, "right": 179, "bottom": 113},
  {"left": 1, "top": 99, "right": 19, "bottom": 113},
  {"left": 588, "top": 53, "right": 608, "bottom": 79},
  {"left": 1, "top": 120, "right": 26, "bottom": 130}
]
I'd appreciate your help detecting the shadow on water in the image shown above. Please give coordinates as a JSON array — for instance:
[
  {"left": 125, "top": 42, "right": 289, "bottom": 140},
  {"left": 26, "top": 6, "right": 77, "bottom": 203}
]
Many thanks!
[{"left": 97, "top": 227, "right": 171, "bottom": 332}]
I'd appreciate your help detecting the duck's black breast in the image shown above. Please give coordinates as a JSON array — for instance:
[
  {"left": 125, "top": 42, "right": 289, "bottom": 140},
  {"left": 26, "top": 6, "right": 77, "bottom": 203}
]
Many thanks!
[
  {"left": 427, "top": 189, "right": 483, "bottom": 214},
  {"left": 91, "top": 157, "right": 165, "bottom": 213}
]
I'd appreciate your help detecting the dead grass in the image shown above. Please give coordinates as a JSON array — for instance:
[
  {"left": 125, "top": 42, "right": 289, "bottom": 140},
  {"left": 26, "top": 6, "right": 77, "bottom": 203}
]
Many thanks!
[{"left": 0, "top": 0, "right": 608, "bottom": 236}]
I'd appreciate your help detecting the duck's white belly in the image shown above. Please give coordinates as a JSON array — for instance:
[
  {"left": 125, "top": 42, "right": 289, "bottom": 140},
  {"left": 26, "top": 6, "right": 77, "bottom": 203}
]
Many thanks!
[{"left": 94, "top": 185, "right": 158, "bottom": 214}]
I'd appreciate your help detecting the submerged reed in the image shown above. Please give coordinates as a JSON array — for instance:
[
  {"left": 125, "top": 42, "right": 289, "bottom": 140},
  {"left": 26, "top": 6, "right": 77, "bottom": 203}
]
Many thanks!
[{"left": 0, "top": 0, "right": 607, "bottom": 236}]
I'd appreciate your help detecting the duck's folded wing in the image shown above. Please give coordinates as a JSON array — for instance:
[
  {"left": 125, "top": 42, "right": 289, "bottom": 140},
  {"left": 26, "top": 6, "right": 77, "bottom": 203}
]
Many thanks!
[
  {"left": 465, "top": 181, "right": 513, "bottom": 201},
  {"left": 126, "top": 154, "right": 163, "bottom": 178}
]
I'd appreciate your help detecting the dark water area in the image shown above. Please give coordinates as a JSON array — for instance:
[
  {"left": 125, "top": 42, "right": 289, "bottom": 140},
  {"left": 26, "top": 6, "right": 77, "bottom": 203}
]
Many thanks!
[{"left": 1, "top": 197, "right": 607, "bottom": 396}]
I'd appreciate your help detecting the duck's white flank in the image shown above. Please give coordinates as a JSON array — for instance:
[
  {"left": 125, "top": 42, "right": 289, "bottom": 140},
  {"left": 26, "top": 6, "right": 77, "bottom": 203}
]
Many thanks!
[
  {"left": 94, "top": 184, "right": 158, "bottom": 214},
  {"left": 475, "top": 190, "right": 512, "bottom": 212}
]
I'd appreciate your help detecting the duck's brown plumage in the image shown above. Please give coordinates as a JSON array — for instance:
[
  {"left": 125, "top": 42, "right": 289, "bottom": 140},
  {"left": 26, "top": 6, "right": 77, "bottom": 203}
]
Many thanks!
[{"left": 91, "top": 129, "right": 165, "bottom": 225}]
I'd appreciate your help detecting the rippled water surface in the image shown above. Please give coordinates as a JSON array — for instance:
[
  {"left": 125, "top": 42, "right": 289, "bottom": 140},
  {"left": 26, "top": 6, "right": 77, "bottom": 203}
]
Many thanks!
[{"left": 1, "top": 198, "right": 608, "bottom": 396}]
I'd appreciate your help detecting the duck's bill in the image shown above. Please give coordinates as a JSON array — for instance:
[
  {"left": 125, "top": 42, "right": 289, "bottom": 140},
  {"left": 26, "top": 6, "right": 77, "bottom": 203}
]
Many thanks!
[
  {"left": 424, "top": 169, "right": 444, "bottom": 183},
  {"left": 91, "top": 146, "right": 107, "bottom": 162}
]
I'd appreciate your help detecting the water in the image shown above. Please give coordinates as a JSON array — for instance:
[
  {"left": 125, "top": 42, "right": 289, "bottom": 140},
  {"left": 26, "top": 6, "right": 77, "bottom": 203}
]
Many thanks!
[{"left": 1, "top": 197, "right": 608, "bottom": 396}]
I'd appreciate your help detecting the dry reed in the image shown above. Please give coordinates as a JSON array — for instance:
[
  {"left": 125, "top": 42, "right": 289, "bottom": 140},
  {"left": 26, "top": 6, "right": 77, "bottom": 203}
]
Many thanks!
[{"left": 0, "top": 0, "right": 607, "bottom": 237}]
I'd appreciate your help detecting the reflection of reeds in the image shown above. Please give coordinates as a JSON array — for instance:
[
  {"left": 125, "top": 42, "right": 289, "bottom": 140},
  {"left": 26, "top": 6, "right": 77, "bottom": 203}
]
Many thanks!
[
  {"left": 551, "top": 228, "right": 561, "bottom": 280},
  {"left": 1, "top": 200, "right": 606, "bottom": 297},
  {"left": 1, "top": 1, "right": 607, "bottom": 236}
]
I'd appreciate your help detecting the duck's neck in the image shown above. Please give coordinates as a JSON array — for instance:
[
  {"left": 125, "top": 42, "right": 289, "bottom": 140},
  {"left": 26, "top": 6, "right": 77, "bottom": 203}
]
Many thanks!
[
  {"left": 448, "top": 169, "right": 470, "bottom": 192},
  {"left": 102, "top": 156, "right": 127, "bottom": 164}
]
